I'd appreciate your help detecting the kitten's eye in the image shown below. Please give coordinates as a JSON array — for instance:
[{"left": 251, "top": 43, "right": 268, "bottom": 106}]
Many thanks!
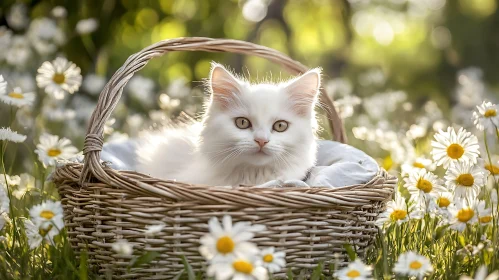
[
  {"left": 273, "top": 120, "right": 289, "bottom": 132},
  {"left": 235, "top": 117, "right": 251, "bottom": 129}
]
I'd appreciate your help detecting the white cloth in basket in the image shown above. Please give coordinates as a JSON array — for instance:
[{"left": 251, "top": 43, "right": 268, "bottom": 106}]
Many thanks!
[{"left": 100, "top": 139, "right": 378, "bottom": 188}]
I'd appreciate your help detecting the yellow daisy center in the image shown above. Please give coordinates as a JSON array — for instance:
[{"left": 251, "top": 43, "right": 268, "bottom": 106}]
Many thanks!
[
  {"left": 456, "top": 174, "right": 474, "bottom": 187},
  {"left": 485, "top": 164, "right": 499, "bottom": 175},
  {"left": 8, "top": 92, "right": 24, "bottom": 99},
  {"left": 38, "top": 224, "right": 53, "bottom": 237},
  {"left": 484, "top": 109, "right": 497, "bottom": 118},
  {"left": 390, "top": 209, "right": 407, "bottom": 221},
  {"left": 216, "top": 236, "right": 235, "bottom": 254},
  {"left": 263, "top": 254, "right": 274, "bottom": 263},
  {"left": 416, "top": 179, "right": 433, "bottom": 193},
  {"left": 233, "top": 260, "right": 253, "bottom": 274},
  {"left": 457, "top": 208, "right": 475, "bottom": 223},
  {"left": 437, "top": 197, "right": 451, "bottom": 208},
  {"left": 413, "top": 162, "right": 425, "bottom": 168},
  {"left": 447, "top": 144, "right": 464, "bottom": 159},
  {"left": 346, "top": 269, "right": 361, "bottom": 278},
  {"left": 409, "top": 260, "right": 423, "bottom": 270},
  {"left": 52, "top": 73, "right": 66, "bottom": 84},
  {"left": 480, "top": 216, "right": 492, "bottom": 223},
  {"left": 47, "top": 148, "right": 62, "bottom": 157},
  {"left": 40, "top": 210, "right": 55, "bottom": 219}
]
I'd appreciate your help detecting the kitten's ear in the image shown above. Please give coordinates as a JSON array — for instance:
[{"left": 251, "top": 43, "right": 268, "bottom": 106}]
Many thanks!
[
  {"left": 284, "top": 68, "right": 322, "bottom": 116},
  {"left": 209, "top": 63, "right": 242, "bottom": 108}
]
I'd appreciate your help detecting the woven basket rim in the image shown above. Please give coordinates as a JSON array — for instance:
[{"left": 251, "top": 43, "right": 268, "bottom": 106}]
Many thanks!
[{"left": 54, "top": 162, "right": 396, "bottom": 208}]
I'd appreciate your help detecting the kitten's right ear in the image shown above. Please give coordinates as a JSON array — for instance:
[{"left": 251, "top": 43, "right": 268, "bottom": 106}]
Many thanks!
[{"left": 209, "top": 63, "right": 242, "bottom": 108}]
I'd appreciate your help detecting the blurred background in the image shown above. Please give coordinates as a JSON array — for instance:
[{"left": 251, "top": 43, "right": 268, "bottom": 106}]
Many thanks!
[{"left": 1, "top": 0, "right": 499, "bottom": 174}]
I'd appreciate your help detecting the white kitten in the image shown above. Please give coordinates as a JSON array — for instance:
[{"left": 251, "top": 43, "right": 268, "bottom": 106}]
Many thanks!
[{"left": 136, "top": 62, "right": 321, "bottom": 186}]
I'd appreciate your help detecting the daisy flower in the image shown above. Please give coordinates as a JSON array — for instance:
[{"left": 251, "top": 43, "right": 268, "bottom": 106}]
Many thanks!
[
  {"left": 126, "top": 75, "right": 155, "bottom": 107},
  {"left": 112, "top": 240, "right": 133, "bottom": 256},
  {"left": 393, "top": 251, "right": 433, "bottom": 280},
  {"left": 401, "top": 156, "right": 436, "bottom": 176},
  {"left": 144, "top": 223, "right": 166, "bottom": 237},
  {"left": 484, "top": 159, "right": 499, "bottom": 178},
  {"left": 82, "top": 74, "right": 106, "bottom": 95},
  {"left": 460, "top": 265, "right": 499, "bottom": 280},
  {"left": 35, "top": 133, "right": 78, "bottom": 167},
  {"left": 29, "top": 200, "right": 65, "bottom": 234},
  {"left": 0, "top": 75, "right": 6, "bottom": 94},
  {"left": 449, "top": 199, "right": 478, "bottom": 231},
  {"left": 207, "top": 255, "right": 268, "bottom": 280},
  {"left": 75, "top": 18, "right": 99, "bottom": 35},
  {"left": 24, "top": 219, "right": 59, "bottom": 249},
  {"left": 375, "top": 195, "right": 423, "bottom": 227},
  {"left": 12, "top": 173, "right": 36, "bottom": 199},
  {"left": 259, "top": 247, "right": 286, "bottom": 273},
  {"left": 0, "top": 173, "right": 21, "bottom": 187},
  {"left": 473, "top": 101, "right": 499, "bottom": 131},
  {"left": 0, "top": 186, "right": 10, "bottom": 215},
  {"left": 428, "top": 191, "right": 454, "bottom": 221},
  {"left": 0, "top": 127, "right": 27, "bottom": 143},
  {"left": 0, "top": 85, "right": 35, "bottom": 107},
  {"left": 404, "top": 168, "right": 446, "bottom": 202},
  {"left": 334, "top": 259, "right": 372, "bottom": 280},
  {"left": 445, "top": 161, "right": 486, "bottom": 200},
  {"left": 199, "top": 215, "right": 264, "bottom": 262},
  {"left": 477, "top": 201, "right": 493, "bottom": 225},
  {"left": 5, "top": 35, "right": 31, "bottom": 67},
  {"left": 431, "top": 127, "right": 480, "bottom": 168},
  {"left": 36, "top": 57, "right": 82, "bottom": 99}
]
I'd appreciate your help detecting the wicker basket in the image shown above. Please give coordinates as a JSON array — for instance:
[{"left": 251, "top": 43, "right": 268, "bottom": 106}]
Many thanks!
[{"left": 53, "top": 37, "right": 397, "bottom": 279}]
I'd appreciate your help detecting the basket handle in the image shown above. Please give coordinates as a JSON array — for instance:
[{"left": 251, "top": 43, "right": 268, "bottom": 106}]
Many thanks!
[{"left": 81, "top": 37, "right": 347, "bottom": 183}]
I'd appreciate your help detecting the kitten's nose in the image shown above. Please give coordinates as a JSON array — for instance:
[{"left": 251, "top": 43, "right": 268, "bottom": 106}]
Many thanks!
[{"left": 254, "top": 138, "right": 269, "bottom": 148}]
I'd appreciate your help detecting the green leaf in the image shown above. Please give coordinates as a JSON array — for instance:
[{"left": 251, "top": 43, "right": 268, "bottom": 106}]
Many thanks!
[
  {"left": 287, "top": 268, "right": 294, "bottom": 280},
  {"left": 172, "top": 269, "right": 185, "bottom": 280},
  {"left": 434, "top": 226, "right": 447, "bottom": 240},
  {"left": 310, "top": 262, "right": 324, "bottom": 280},
  {"left": 458, "top": 234, "right": 466, "bottom": 247},
  {"left": 79, "top": 250, "right": 88, "bottom": 280},
  {"left": 181, "top": 255, "right": 196, "bottom": 280},
  {"left": 130, "top": 251, "right": 161, "bottom": 268},
  {"left": 343, "top": 244, "right": 356, "bottom": 261}
]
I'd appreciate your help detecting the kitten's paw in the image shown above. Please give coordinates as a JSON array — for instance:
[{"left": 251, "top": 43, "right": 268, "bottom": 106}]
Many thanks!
[
  {"left": 282, "top": 179, "right": 310, "bottom": 188},
  {"left": 254, "top": 180, "right": 284, "bottom": 188}
]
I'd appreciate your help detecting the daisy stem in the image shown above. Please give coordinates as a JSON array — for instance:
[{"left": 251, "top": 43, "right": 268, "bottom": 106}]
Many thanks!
[
  {"left": 0, "top": 141, "right": 19, "bottom": 247},
  {"left": 483, "top": 130, "right": 499, "bottom": 191},
  {"left": 379, "top": 229, "right": 389, "bottom": 278}
]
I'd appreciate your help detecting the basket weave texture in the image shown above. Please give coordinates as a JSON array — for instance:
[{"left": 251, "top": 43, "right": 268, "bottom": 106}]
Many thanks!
[{"left": 52, "top": 37, "right": 397, "bottom": 279}]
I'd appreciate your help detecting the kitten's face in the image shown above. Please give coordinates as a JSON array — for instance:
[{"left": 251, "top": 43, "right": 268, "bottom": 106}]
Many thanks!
[{"left": 200, "top": 63, "right": 321, "bottom": 167}]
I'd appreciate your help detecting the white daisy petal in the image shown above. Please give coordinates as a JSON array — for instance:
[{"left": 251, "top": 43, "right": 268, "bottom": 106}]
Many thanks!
[
  {"left": 393, "top": 251, "right": 433, "bottom": 279},
  {"left": 0, "top": 81, "right": 35, "bottom": 107},
  {"left": 473, "top": 101, "right": 499, "bottom": 132},
  {"left": 199, "top": 215, "right": 262, "bottom": 262},
  {"left": 260, "top": 247, "right": 286, "bottom": 273},
  {"left": 431, "top": 127, "right": 480, "bottom": 168},
  {"left": 334, "top": 259, "right": 372, "bottom": 280},
  {"left": 208, "top": 255, "right": 268, "bottom": 280},
  {"left": 449, "top": 199, "right": 479, "bottom": 231},
  {"left": 36, "top": 57, "right": 82, "bottom": 100},
  {"left": 0, "top": 127, "right": 26, "bottom": 143},
  {"left": 404, "top": 168, "right": 446, "bottom": 206},
  {"left": 34, "top": 133, "right": 78, "bottom": 167},
  {"left": 445, "top": 161, "right": 486, "bottom": 200}
]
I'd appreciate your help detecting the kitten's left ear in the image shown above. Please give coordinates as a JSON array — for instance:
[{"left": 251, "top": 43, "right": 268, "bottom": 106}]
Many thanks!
[
  {"left": 284, "top": 68, "right": 322, "bottom": 116},
  {"left": 209, "top": 63, "right": 243, "bottom": 109}
]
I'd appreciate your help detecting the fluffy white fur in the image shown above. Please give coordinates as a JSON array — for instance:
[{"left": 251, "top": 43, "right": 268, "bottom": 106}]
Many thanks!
[{"left": 136, "top": 63, "right": 321, "bottom": 186}]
